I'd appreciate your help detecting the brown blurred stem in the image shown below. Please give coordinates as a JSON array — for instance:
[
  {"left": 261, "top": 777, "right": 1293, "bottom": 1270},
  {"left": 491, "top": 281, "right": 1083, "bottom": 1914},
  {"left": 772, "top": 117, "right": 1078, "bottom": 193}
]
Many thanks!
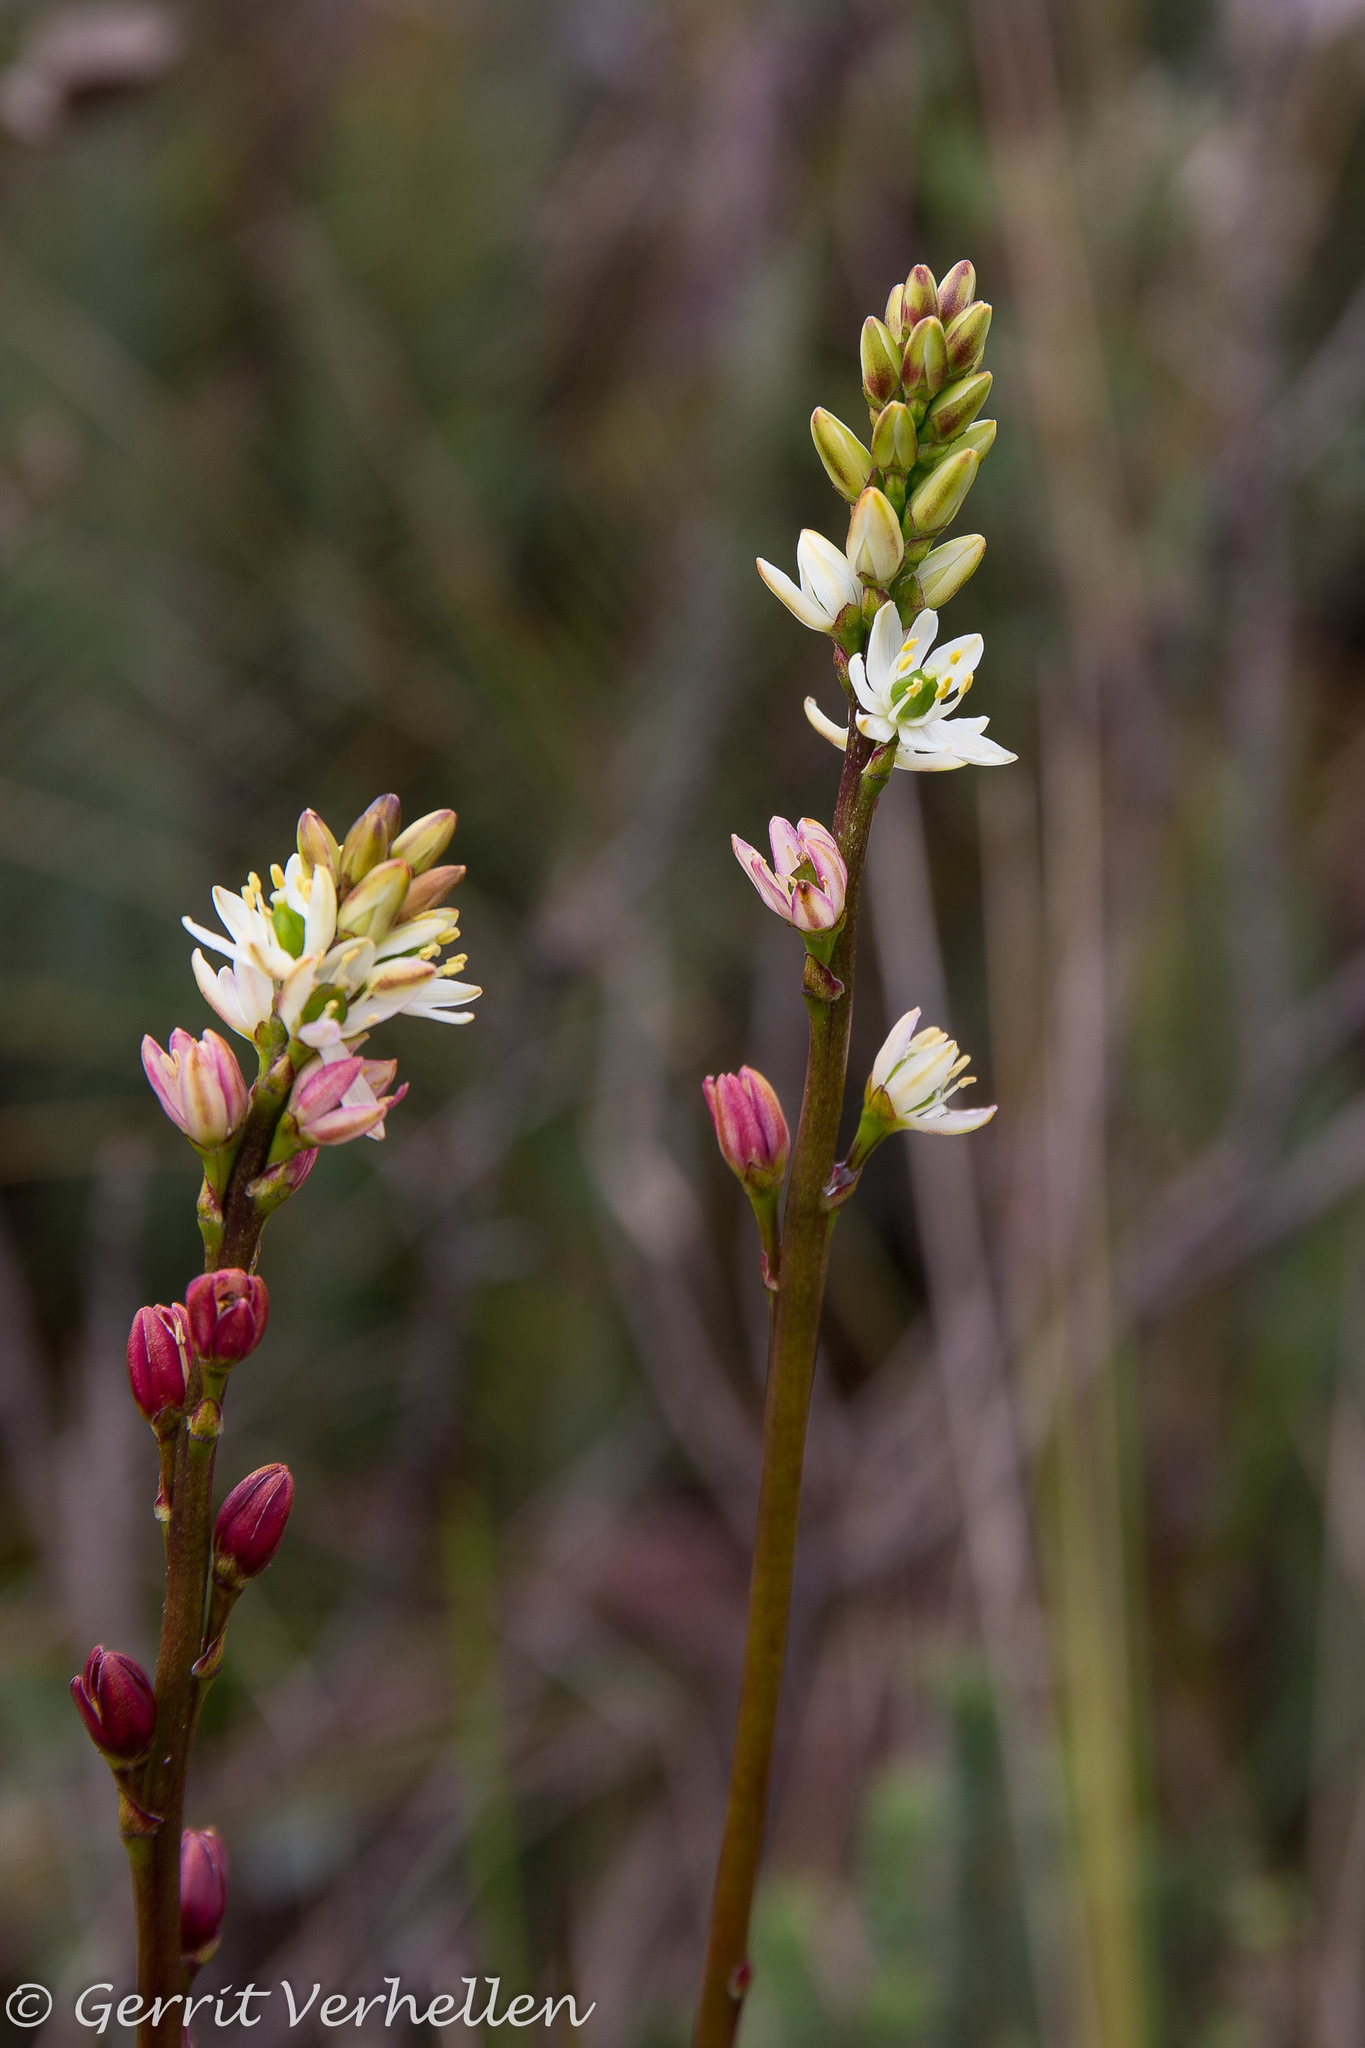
[{"left": 692, "top": 703, "right": 887, "bottom": 2048}]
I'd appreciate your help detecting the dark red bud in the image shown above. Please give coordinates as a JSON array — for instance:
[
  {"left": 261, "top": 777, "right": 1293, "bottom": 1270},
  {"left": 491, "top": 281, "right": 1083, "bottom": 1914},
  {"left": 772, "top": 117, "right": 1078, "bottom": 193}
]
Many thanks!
[
  {"left": 180, "top": 1827, "right": 228, "bottom": 1960},
  {"left": 213, "top": 1463, "right": 294, "bottom": 1588},
  {"left": 126, "top": 1303, "right": 190, "bottom": 1422},
  {"left": 185, "top": 1269, "right": 269, "bottom": 1366},
  {"left": 70, "top": 1646, "right": 157, "bottom": 1763}
]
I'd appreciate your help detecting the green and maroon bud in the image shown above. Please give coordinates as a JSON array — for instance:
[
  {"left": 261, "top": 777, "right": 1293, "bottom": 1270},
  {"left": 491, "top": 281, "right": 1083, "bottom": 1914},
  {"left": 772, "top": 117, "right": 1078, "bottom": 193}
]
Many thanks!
[
  {"left": 860, "top": 316, "right": 902, "bottom": 409},
  {"left": 870, "top": 400, "right": 919, "bottom": 474},
  {"left": 902, "top": 315, "right": 948, "bottom": 398},
  {"left": 296, "top": 808, "right": 341, "bottom": 887},
  {"left": 70, "top": 1647, "right": 157, "bottom": 1764},
  {"left": 390, "top": 807, "right": 457, "bottom": 875},
  {"left": 180, "top": 1828, "right": 229, "bottom": 1964},
  {"left": 213, "top": 1463, "right": 294, "bottom": 1592},
  {"left": 811, "top": 408, "right": 874, "bottom": 501},
  {"left": 335, "top": 857, "right": 411, "bottom": 943},
  {"left": 936, "top": 258, "right": 977, "bottom": 325},
  {"left": 925, "top": 371, "right": 993, "bottom": 444},
  {"left": 338, "top": 794, "right": 401, "bottom": 890},
  {"left": 126, "top": 1302, "right": 191, "bottom": 1423},
  {"left": 185, "top": 1269, "right": 269, "bottom": 1366},
  {"left": 903, "top": 262, "right": 939, "bottom": 324},
  {"left": 906, "top": 448, "right": 979, "bottom": 539},
  {"left": 400, "top": 863, "right": 465, "bottom": 919},
  {"left": 944, "top": 299, "right": 992, "bottom": 371}
]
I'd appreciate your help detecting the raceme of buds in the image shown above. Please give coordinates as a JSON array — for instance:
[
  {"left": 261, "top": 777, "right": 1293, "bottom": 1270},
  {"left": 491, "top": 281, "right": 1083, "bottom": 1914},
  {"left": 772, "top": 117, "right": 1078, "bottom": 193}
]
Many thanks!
[
  {"left": 180, "top": 1828, "right": 229, "bottom": 1964},
  {"left": 390, "top": 808, "right": 456, "bottom": 874},
  {"left": 846, "top": 486, "right": 904, "bottom": 587},
  {"left": 860, "top": 316, "right": 902, "bottom": 408},
  {"left": 811, "top": 408, "right": 873, "bottom": 501},
  {"left": 284, "top": 1051, "right": 407, "bottom": 1147},
  {"left": 913, "top": 535, "right": 986, "bottom": 611},
  {"left": 870, "top": 401, "right": 918, "bottom": 475},
  {"left": 703, "top": 1068, "right": 790, "bottom": 1197},
  {"left": 924, "top": 371, "right": 993, "bottom": 446},
  {"left": 142, "top": 1029, "right": 248, "bottom": 1150},
  {"left": 338, "top": 793, "right": 400, "bottom": 891},
  {"left": 127, "top": 1302, "right": 191, "bottom": 1423},
  {"left": 906, "top": 448, "right": 979, "bottom": 539},
  {"left": 937, "top": 259, "right": 977, "bottom": 325},
  {"left": 185, "top": 1269, "right": 268, "bottom": 1366},
  {"left": 70, "top": 1647, "right": 157, "bottom": 1764},
  {"left": 732, "top": 816, "right": 847, "bottom": 936},
  {"left": 213, "top": 1463, "right": 294, "bottom": 1591}
]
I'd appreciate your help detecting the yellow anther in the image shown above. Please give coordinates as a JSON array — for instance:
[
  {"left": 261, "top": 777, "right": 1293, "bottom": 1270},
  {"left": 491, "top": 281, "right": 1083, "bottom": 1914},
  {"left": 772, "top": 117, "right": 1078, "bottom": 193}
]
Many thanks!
[{"left": 270, "top": 863, "right": 286, "bottom": 890}]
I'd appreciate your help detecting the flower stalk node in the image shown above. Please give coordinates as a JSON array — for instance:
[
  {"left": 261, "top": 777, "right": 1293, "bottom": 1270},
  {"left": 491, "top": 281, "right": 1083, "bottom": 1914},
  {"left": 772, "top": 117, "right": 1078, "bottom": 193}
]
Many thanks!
[{"left": 801, "top": 954, "right": 844, "bottom": 1004}]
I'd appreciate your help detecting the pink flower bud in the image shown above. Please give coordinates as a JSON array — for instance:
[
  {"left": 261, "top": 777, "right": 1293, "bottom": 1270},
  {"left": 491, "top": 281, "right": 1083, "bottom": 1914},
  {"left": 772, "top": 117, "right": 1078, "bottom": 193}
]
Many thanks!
[
  {"left": 703, "top": 1068, "right": 790, "bottom": 1195},
  {"left": 185, "top": 1269, "right": 269, "bottom": 1366},
  {"left": 70, "top": 1646, "right": 157, "bottom": 1763},
  {"left": 126, "top": 1303, "right": 191, "bottom": 1422},
  {"left": 285, "top": 1050, "right": 408, "bottom": 1147},
  {"left": 141, "top": 1029, "right": 248, "bottom": 1149},
  {"left": 213, "top": 1463, "right": 294, "bottom": 1588},
  {"left": 732, "top": 817, "right": 847, "bottom": 935},
  {"left": 180, "top": 1827, "right": 229, "bottom": 1961}
]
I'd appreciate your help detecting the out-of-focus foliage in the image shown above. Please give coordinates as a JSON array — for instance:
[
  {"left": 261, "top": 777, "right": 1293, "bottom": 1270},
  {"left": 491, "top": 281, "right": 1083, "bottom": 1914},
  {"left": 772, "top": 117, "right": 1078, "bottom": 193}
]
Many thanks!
[{"left": 2, "top": 0, "right": 1365, "bottom": 2042}]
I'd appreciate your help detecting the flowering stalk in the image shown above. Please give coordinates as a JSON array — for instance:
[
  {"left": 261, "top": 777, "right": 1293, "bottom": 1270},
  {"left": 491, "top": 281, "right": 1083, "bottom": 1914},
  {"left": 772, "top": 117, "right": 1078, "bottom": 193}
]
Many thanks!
[
  {"left": 693, "top": 257, "right": 1005, "bottom": 2047},
  {"left": 73, "top": 794, "right": 477, "bottom": 2047}
]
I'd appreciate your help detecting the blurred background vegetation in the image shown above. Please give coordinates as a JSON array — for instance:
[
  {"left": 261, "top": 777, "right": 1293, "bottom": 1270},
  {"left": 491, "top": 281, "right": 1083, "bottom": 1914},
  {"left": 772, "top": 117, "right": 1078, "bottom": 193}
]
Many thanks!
[{"left": 2, "top": 0, "right": 1365, "bottom": 2041}]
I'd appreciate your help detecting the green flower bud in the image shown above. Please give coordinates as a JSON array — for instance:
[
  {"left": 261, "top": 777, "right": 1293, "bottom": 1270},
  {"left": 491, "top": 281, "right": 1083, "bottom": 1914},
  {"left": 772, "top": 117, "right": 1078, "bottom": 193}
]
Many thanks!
[
  {"left": 860, "top": 316, "right": 902, "bottom": 408},
  {"left": 339, "top": 795, "right": 400, "bottom": 889},
  {"left": 944, "top": 299, "right": 992, "bottom": 371},
  {"left": 937, "top": 259, "right": 977, "bottom": 326},
  {"left": 297, "top": 810, "right": 340, "bottom": 886},
  {"left": 810, "top": 408, "right": 874, "bottom": 500},
  {"left": 335, "top": 857, "right": 411, "bottom": 942},
  {"left": 846, "top": 485, "right": 905, "bottom": 586},
  {"left": 870, "top": 401, "right": 919, "bottom": 474},
  {"left": 955, "top": 418, "right": 997, "bottom": 461},
  {"left": 905, "top": 448, "right": 979, "bottom": 539},
  {"left": 391, "top": 807, "right": 456, "bottom": 874},
  {"left": 915, "top": 534, "right": 985, "bottom": 609},
  {"left": 925, "top": 371, "right": 993, "bottom": 444},
  {"left": 904, "top": 263, "right": 939, "bottom": 324},
  {"left": 884, "top": 280, "right": 907, "bottom": 344},
  {"left": 902, "top": 316, "right": 948, "bottom": 398}
]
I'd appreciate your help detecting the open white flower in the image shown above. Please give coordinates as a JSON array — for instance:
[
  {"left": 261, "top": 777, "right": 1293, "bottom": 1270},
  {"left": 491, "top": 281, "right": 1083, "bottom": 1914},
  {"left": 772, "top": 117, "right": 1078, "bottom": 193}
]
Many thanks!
[
  {"left": 184, "top": 807, "right": 480, "bottom": 1053},
  {"left": 756, "top": 530, "right": 862, "bottom": 634},
  {"left": 805, "top": 599, "right": 1015, "bottom": 772},
  {"left": 866, "top": 1007, "right": 996, "bottom": 1135}
]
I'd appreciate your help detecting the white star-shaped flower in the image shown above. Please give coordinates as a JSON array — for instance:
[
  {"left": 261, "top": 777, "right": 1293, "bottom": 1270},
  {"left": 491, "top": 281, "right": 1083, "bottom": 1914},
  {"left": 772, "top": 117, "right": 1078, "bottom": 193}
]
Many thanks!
[{"left": 805, "top": 600, "right": 1015, "bottom": 772}]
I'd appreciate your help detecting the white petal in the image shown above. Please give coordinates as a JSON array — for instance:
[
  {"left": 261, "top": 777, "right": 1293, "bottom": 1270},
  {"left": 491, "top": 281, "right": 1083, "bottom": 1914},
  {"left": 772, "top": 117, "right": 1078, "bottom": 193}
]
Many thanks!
[
  {"left": 933, "top": 716, "right": 1016, "bottom": 765},
  {"left": 922, "top": 631, "right": 983, "bottom": 681},
  {"left": 854, "top": 713, "right": 897, "bottom": 743},
  {"left": 864, "top": 601, "right": 904, "bottom": 697},
  {"left": 796, "top": 530, "right": 859, "bottom": 618},
  {"left": 870, "top": 1008, "right": 922, "bottom": 1087},
  {"left": 373, "top": 912, "right": 458, "bottom": 961},
  {"left": 893, "top": 744, "right": 966, "bottom": 773},
  {"left": 277, "top": 955, "right": 322, "bottom": 1034},
  {"left": 304, "top": 864, "right": 337, "bottom": 956},
  {"left": 908, "top": 1103, "right": 997, "bottom": 1134},
  {"left": 182, "top": 916, "right": 237, "bottom": 960},
  {"left": 757, "top": 558, "right": 833, "bottom": 632},
  {"left": 848, "top": 654, "right": 885, "bottom": 719},
  {"left": 893, "top": 608, "right": 940, "bottom": 674},
  {"left": 804, "top": 698, "right": 850, "bottom": 751},
  {"left": 192, "top": 949, "right": 248, "bottom": 1036},
  {"left": 283, "top": 852, "right": 311, "bottom": 917}
]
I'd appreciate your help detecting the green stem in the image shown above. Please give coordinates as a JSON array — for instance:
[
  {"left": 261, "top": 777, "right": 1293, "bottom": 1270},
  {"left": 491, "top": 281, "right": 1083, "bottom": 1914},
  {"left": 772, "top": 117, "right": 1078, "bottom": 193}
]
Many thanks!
[{"left": 692, "top": 714, "right": 884, "bottom": 2048}]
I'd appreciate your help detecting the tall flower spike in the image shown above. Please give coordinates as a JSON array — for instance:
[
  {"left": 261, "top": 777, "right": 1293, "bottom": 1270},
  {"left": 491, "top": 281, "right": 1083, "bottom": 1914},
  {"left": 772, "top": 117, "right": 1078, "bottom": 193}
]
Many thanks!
[
  {"left": 142, "top": 1029, "right": 247, "bottom": 1150},
  {"left": 806, "top": 600, "right": 1015, "bottom": 773},
  {"left": 755, "top": 530, "right": 862, "bottom": 636},
  {"left": 732, "top": 816, "right": 847, "bottom": 935}
]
